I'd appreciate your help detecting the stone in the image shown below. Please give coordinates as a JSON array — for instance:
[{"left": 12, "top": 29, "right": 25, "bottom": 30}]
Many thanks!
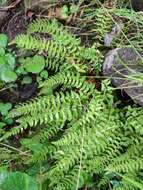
[
  {"left": 131, "top": 0, "right": 143, "bottom": 11},
  {"left": 103, "top": 48, "right": 143, "bottom": 106}
]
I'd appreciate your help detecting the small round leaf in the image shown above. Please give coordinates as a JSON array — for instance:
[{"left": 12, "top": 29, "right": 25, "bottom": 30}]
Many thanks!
[
  {"left": 24, "top": 55, "right": 45, "bottom": 73},
  {"left": 1, "top": 69, "right": 17, "bottom": 82},
  {"left": 5, "top": 53, "right": 16, "bottom": 69},
  {"left": 21, "top": 76, "right": 32, "bottom": 84},
  {"left": 0, "top": 56, "right": 6, "bottom": 68},
  {"left": 0, "top": 47, "right": 5, "bottom": 55},
  {"left": 0, "top": 34, "right": 8, "bottom": 48},
  {"left": 0, "top": 172, "right": 38, "bottom": 190},
  {"left": 40, "top": 70, "right": 48, "bottom": 79}
]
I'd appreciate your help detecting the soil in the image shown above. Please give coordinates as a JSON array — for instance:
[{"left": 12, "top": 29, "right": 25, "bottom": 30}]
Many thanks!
[{"left": 0, "top": 83, "right": 38, "bottom": 104}]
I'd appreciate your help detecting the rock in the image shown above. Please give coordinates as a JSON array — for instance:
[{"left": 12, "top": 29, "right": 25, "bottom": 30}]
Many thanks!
[
  {"left": 131, "top": 0, "right": 143, "bottom": 11},
  {"left": 103, "top": 48, "right": 143, "bottom": 106}
]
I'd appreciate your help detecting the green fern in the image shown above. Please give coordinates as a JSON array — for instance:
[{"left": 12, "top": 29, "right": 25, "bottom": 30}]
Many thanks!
[
  {"left": 39, "top": 71, "right": 95, "bottom": 95},
  {"left": 2, "top": 15, "right": 143, "bottom": 190},
  {"left": 27, "top": 19, "right": 81, "bottom": 47}
]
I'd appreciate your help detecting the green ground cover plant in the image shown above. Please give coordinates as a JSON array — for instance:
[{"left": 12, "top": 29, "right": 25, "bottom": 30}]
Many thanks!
[
  {"left": 0, "top": 34, "right": 17, "bottom": 83},
  {"left": 0, "top": 1, "right": 143, "bottom": 190}
]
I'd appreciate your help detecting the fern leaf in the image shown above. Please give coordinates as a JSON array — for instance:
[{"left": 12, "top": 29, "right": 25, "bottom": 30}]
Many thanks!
[
  {"left": 27, "top": 19, "right": 81, "bottom": 47},
  {"left": 39, "top": 71, "right": 95, "bottom": 95}
]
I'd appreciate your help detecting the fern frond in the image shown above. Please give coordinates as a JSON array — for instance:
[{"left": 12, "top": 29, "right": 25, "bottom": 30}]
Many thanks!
[
  {"left": 53, "top": 94, "right": 104, "bottom": 147},
  {"left": 45, "top": 57, "right": 61, "bottom": 72},
  {"left": 9, "top": 91, "right": 83, "bottom": 117},
  {"left": 2, "top": 104, "right": 82, "bottom": 140},
  {"left": 98, "top": 175, "right": 110, "bottom": 189},
  {"left": 33, "top": 122, "right": 65, "bottom": 142},
  {"left": 44, "top": 145, "right": 81, "bottom": 182},
  {"left": 27, "top": 19, "right": 81, "bottom": 47},
  {"left": 12, "top": 34, "right": 97, "bottom": 64},
  {"left": 12, "top": 34, "right": 68, "bottom": 60},
  {"left": 113, "top": 173, "right": 143, "bottom": 190},
  {"left": 92, "top": 8, "right": 113, "bottom": 47},
  {"left": 39, "top": 71, "right": 95, "bottom": 95},
  {"left": 48, "top": 165, "right": 87, "bottom": 190},
  {"left": 4, "top": 13, "right": 143, "bottom": 190},
  {"left": 107, "top": 157, "right": 143, "bottom": 173},
  {"left": 21, "top": 138, "right": 56, "bottom": 163},
  {"left": 27, "top": 143, "right": 55, "bottom": 164}
]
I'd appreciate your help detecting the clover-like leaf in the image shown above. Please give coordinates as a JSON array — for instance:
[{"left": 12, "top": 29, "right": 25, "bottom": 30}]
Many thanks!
[
  {"left": 0, "top": 69, "right": 17, "bottom": 82},
  {"left": 0, "top": 102, "right": 12, "bottom": 116},
  {"left": 40, "top": 70, "right": 48, "bottom": 79},
  {"left": 24, "top": 55, "right": 45, "bottom": 73},
  {"left": 16, "top": 66, "right": 27, "bottom": 75},
  {"left": 0, "top": 47, "right": 5, "bottom": 56},
  {"left": 0, "top": 34, "right": 8, "bottom": 48},
  {"left": 21, "top": 76, "right": 32, "bottom": 84},
  {"left": 0, "top": 172, "right": 38, "bottom": 190},
  {"left": 5, "top": 53, "right": 16, "bottom": 69},
  {"left": 0, "top": 171, "right": 9, "bottom": 186},
  {"left": 0, "top": 56, "right": 6, "bottom": 68}
]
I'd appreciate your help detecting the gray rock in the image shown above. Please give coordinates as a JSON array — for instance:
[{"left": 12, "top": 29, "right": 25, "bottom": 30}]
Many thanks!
[{"left": 103, "top": 48, "right": 143, "bottom": 106}]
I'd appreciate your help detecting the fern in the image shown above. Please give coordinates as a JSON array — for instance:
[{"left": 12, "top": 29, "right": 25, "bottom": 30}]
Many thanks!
[
  {"left": 45, "top": 57, "right": 61, "bottom": 72},
  {"left": 2, "top": 15, "right": 143, "bottom": 190},
  {"left": 12, "top": 34, "right": 68, "bottom": 60},
  {"left": 9, "top": 91, "right": 83, "bottom": 117},
  {"left": 39, "top": 71, "right": 95, "bottom": 95},
  {"left": 81, "top": 7, "right": 143, "bottom": 49},
  {"left": 27, "top": 19, "right": 81, "bottom": 47}
]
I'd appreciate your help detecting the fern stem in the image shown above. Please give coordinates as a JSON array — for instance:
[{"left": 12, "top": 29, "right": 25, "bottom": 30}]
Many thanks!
[{"left": 76, "top": 125, "right": 85, "bottom": 190}]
